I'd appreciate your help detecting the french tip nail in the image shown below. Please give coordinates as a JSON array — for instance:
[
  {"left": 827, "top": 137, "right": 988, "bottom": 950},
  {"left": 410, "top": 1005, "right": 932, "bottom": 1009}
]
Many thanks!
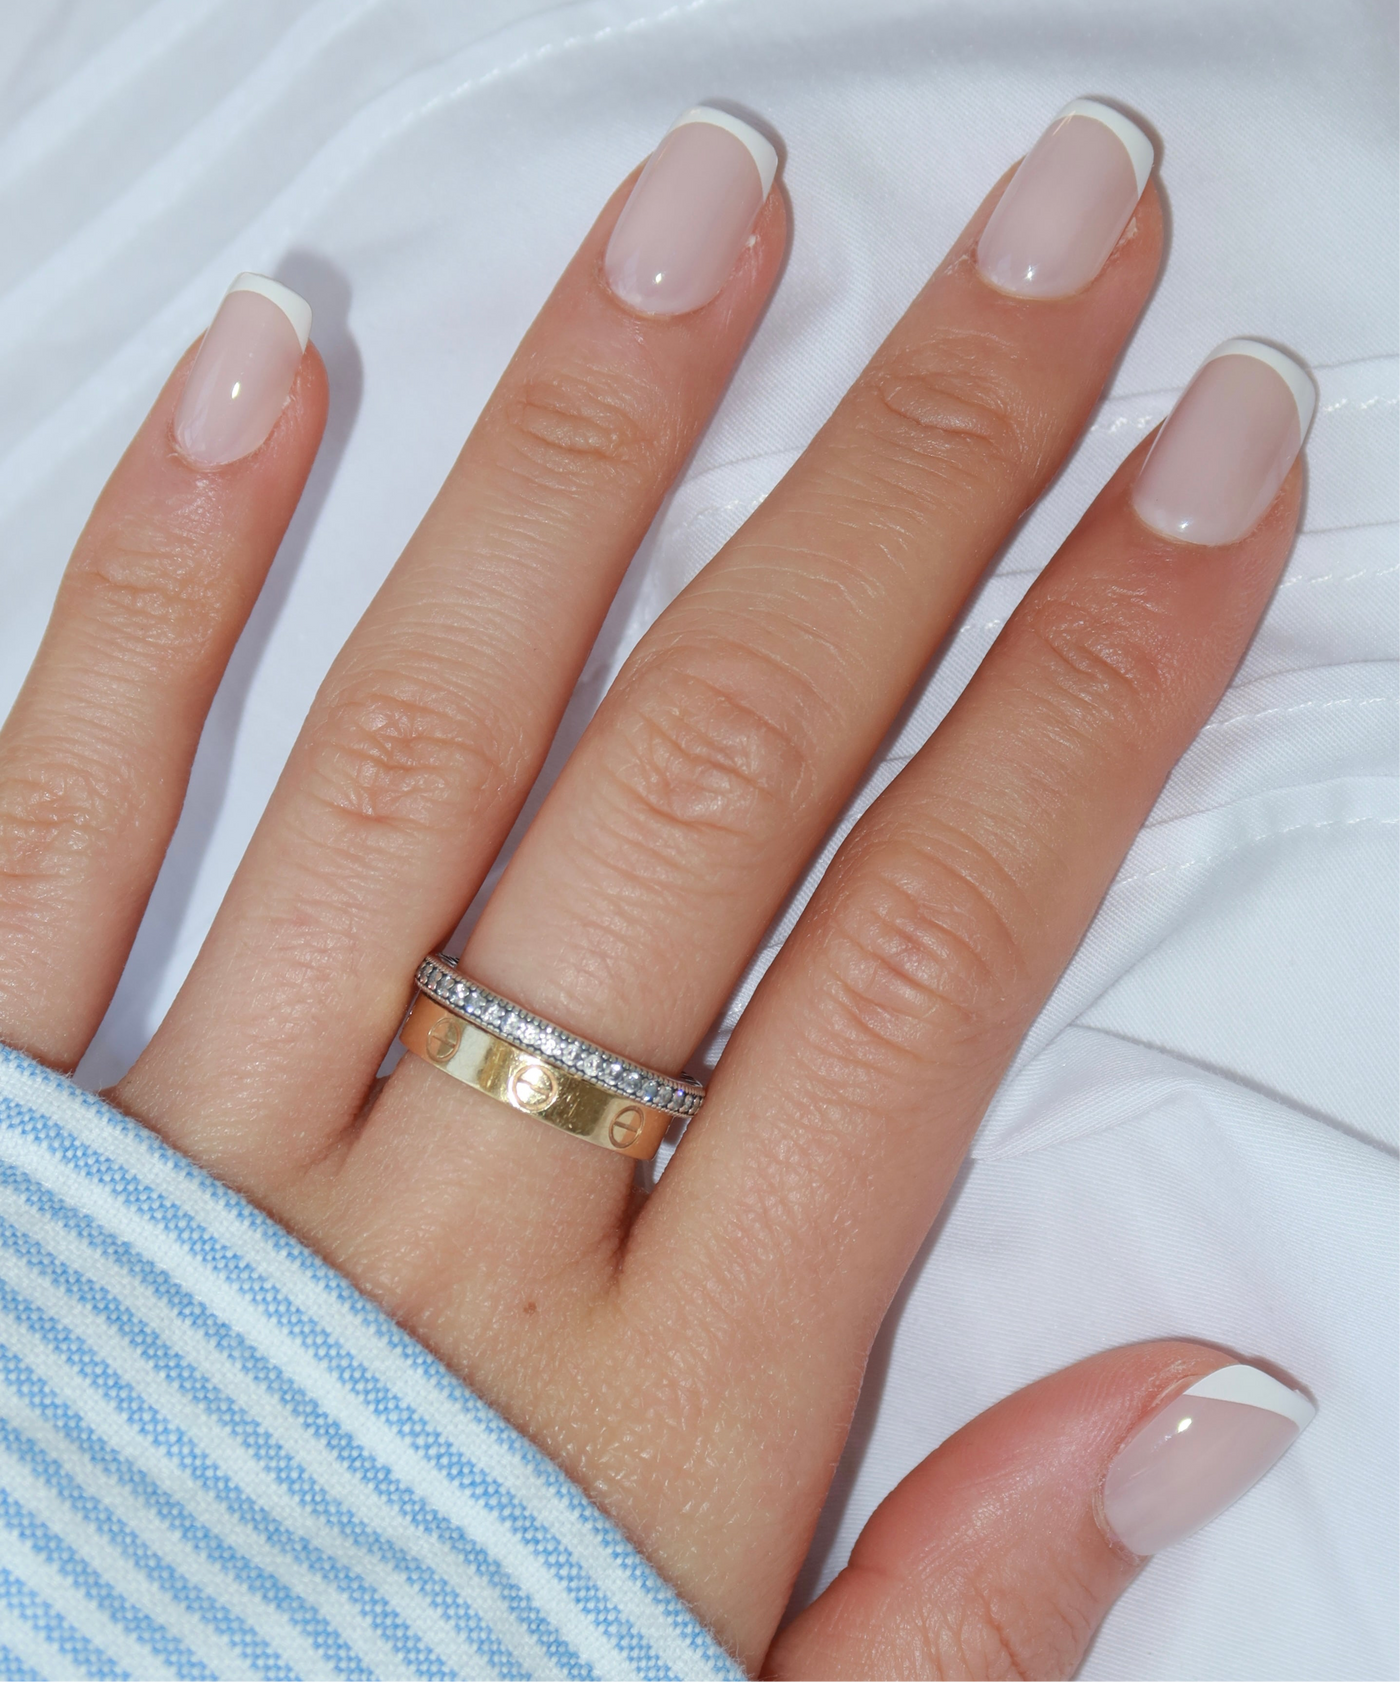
[
  {"left": 1182, "top": 1364, "right": 1318, "bottom": 1431},
  {"left": 227, "top": 272, "right": 313, "bottom": 352},
  {"left": 1204, "top": 338, "right": 1317, "bottom": 437},
  {"left": 975, "top": 94, "right": 1150, "bottom": 299},
  {"left": 172, "top": 274, "right": 308, "bottom": 466},
  {"left": 1101, "top": 1361, "right": 1315, "bottom": 1556},
  {"left": 1131, "top": 338, "right": 1312, "bottom": 545},
  {"left": 604, "top": 104, "right": 775, "bottom": 316},
  {"left": 1055, "top": 98, "right": 1155, "bottom": 196},
  {"left": 673, "top": 106, "right": 779, "bottom": 198}
]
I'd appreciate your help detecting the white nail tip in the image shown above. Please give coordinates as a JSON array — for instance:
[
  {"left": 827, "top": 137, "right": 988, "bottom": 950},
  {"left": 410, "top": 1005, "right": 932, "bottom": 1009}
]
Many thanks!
[
  {"left": 1057, "top": 98, "right": 1155, "bottom": 198},
  {"left": 226, "top": 272, "right": 312, "bottom": 351},
  {"left": 1204, "top": 338, "right": 1317, "bottom": 438},
  {"left": 672, "top": 106, "right": 779, "bottom": 198},
  {"left": 1183, "top": 1364, "right": 1318, "bottom": 1432}
]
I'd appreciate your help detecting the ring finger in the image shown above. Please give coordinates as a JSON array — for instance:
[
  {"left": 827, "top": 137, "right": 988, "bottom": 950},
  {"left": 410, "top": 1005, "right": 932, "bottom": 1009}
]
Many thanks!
[{"left": 346, "top": 101, "right": 1163, "bottom": 1273}]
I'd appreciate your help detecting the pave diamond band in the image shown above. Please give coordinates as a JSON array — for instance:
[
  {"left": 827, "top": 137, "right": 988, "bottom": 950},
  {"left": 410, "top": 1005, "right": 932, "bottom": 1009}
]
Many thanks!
[{"left": 412, "top": 954, "right": 705, "bottom": 1119}]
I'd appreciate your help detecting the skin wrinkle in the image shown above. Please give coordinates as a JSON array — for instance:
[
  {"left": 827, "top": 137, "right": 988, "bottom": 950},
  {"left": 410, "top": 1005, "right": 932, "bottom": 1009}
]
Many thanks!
[
  {"left": 1019, "top": 596, "right": 1179, "bottom": 727},
  {"left": 668, "top": 582, "right": 868, "bottom": 676},
  {"left": 737, "top": 505, "right": 943, "bottom": 608},
  {"left": 607, "top": 653, "right": 827, "bottom": 831}
]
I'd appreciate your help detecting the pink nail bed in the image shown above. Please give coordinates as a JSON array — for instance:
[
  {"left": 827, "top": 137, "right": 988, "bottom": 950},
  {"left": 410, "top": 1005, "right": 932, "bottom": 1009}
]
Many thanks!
[
  {"left": 604, "top": 107, "right": 778, "bottom": 317},
  {"left": 1132, "top": 340, "right": 1316, "bottom": 546},
  {"left": 173, "top": 274, "right": 312, "bottom": 468},
  {"left": 1102, "top": 1364, "right": 1316, "bottom": 1556},
  {"left": 977, "top": 98, "right": 1154, "bottom": 298}
]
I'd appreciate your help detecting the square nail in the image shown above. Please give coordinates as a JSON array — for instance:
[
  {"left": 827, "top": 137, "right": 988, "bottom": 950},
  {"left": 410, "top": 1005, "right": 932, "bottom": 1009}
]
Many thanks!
[
  {"left": 604, "top": 107, "right": 778, "bottom": 317},
  {"left": 174, "top": 274, "right": 312, "bottom": 468},
  {"left": 1132, "top": 340, "right": 1316, "bottom": 545},
  {"left": 977, "top": 99, "right": 1154, "bottom": 298},
  {"left": 1102, "top": 1364, "right": 1316, "bottom": 1556}
]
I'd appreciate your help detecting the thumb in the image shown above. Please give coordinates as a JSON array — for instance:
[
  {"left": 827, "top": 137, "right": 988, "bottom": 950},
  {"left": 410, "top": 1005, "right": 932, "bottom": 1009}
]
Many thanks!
[{"left": 765, "top": 1341, "right": 1315, "bottom": 1680}]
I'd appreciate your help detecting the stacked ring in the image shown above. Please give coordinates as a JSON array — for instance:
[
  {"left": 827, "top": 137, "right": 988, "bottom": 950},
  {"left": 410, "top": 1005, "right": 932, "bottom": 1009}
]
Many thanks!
[{"left": 399, "top": 954, "right": 705, "bottom": 1160}]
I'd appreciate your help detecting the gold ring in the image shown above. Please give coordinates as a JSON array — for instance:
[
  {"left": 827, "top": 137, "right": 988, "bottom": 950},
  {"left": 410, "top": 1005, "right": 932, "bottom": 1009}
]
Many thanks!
[{"left": 399, "top": 956, "right": 704, "bottom": 1161}]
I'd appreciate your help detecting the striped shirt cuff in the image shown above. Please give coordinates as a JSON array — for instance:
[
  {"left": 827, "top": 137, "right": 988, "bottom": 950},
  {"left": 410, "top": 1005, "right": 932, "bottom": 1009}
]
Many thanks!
[{"left": 0, "top": 1043, "right": 744, "bottom": 1680}]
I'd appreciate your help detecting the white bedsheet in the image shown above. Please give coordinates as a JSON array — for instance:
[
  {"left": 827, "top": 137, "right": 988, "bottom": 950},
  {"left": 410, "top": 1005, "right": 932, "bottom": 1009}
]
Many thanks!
[{"left": 0, "top": 2, "right": 1394, "bottom": 1676}]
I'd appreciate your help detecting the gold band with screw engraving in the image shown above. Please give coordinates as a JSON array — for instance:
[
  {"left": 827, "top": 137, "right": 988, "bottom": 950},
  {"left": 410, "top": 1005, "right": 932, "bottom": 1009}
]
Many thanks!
[{"left": 400, "top": 993, "right": 677, "bottom": 1160}]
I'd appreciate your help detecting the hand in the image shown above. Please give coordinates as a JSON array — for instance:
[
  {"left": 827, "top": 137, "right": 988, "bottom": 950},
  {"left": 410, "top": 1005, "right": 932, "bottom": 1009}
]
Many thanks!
[{"left": 0, "top": 106, "right": 1314, "bottom": 1677}]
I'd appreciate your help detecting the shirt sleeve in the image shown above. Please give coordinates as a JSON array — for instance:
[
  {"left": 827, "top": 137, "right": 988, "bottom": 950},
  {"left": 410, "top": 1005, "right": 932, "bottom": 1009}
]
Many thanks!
[{"left": 0, "top": 1043, "right": 744, "bottom": 1681}]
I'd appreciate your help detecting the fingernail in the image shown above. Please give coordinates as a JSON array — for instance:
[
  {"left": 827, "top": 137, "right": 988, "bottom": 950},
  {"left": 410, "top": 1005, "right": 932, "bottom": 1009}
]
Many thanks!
[
  {"left": 977, "top": 98, "right": 1154, "bottom": 298},
  {"left": 1102, "top": 1364, "right": 1316, "bottom": 1556},
  {"left": 604, "top": 106, "right": 778, "bottom": 316},
  {"left": 173, "top": 273, "right": 312, "bottom": 467},
  {"left": 1132, "top": 340, "right": 1316, "bottom": 545}
]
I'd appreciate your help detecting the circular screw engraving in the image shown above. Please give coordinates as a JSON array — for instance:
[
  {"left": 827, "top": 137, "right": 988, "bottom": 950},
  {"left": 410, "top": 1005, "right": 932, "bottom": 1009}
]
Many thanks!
[
  {"left": 425, "top": 1014, "right": 463, "bottom": 1063},
  {"left": 510, "top": 1061, "right": 559, "bottom": 1113},
  {"left": 609, "top": 1107, "right": 644, "bottom": 1149}
]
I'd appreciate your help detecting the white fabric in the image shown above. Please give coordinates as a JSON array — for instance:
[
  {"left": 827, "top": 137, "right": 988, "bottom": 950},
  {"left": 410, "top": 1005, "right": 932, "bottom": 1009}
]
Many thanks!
[{"left": 0, "top": 2, "right": 1394, "bottom": 1677}]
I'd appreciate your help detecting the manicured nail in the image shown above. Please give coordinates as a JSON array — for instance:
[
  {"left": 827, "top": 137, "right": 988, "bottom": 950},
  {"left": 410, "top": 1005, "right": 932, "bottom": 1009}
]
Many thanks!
[
  {"left": 604, "top": 107, "right": 778, "bottom": 316},
  {"left": 1102, "top": 1364, "right": 1316, "bottom": 1556},
  {"left": 977, "top": 99, "right": 1154, "bottom": 298},
  {"left": 173, "top": 273, "right": 312, "bottom": 467},
  {"left": 1132, "top": 340, "right": 1315, "bottom": 545}
]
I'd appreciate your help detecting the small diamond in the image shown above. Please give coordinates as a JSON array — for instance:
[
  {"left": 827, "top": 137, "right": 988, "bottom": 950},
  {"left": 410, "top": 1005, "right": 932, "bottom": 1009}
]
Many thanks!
[
  {"left": 641, "top": 1079, "right": 658, "bottom": 1103},
  {"left": 485, "top": 1002, "right": 503, "bottom": 1026},
  {"left": 608, "top": 1060, "right": 623, "bottom": 1082},
  {"left": 452, "top": 981, "right": 468, "bottom": 1006},
  {"left": 583, "top": 1052, "right": 601, "bottom": 1078},
  {"left": 620, "top": 1068, "right": 638, "bottom": 1092}
]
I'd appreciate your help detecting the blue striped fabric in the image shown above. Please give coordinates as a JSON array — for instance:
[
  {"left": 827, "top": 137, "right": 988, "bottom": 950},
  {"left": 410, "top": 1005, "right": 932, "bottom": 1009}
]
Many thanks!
[{"left": 0, "top": 1044, "right": 744, "bottom": 1680}]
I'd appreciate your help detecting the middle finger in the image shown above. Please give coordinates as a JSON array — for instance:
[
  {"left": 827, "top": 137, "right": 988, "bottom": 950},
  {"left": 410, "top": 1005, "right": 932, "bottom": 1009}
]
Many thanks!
[{"left": 352, "top": 103, "right": 1162, "bottom": 1261}]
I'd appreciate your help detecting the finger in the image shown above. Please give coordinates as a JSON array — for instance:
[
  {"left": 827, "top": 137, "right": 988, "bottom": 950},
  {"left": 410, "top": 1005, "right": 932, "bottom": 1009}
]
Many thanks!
[
  {"left": 766, "top": 1346, "right": 1316, "bottom": 1680},
  {"left": 627, "top": 347, "right": 1311, "bottom": 1639},
  {"left": 465, "top": 105, "right": 1159, "bottom": 1067},
  {"left": 340, "top": 104, "right": 1163, "bottom": 1280},
  {"left": 116, "top": 115, "right": 786, "bottom": 1186},
  {"left": 0, "top": 277, "right": 324, "bottom": 1068}
]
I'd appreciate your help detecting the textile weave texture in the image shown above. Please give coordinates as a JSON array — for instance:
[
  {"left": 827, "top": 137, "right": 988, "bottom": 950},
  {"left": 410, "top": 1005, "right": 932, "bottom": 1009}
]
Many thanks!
[{"left": 0, "top": 1044, "right": 741, "bottom": 1681}]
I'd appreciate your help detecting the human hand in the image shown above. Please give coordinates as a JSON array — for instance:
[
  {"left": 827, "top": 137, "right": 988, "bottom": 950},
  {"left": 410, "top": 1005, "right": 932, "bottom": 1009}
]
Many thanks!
[{"left": 0, "top": 103, "right": 1316, "bottom": 1677}]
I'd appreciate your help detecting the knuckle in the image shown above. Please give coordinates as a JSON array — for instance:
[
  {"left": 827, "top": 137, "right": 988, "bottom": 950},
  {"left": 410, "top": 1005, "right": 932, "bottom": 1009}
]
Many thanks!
[
  {"left": 299, "top": 675, "right": 512, "bottom": 841},
  {"left": 600, "top": 644, "right": 821, "bottom": 858},
  {"left": 1016, "top": 590, "right": 1170, "bottom": 746},
  {"left": 501, "top": 365, "right": 665, "bottom": 486},
  {"left": 854, "top": 330, "right": 1040, "bottom": 501},
  {"left": 0, "top": 756, "right": 127, "bottom": 885},
  {"left": 76, "top": 529, "right": 221, "bottom": 658},
  {"left": 815, "top": 835, "right": 1028, "bottom": 1069}
]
